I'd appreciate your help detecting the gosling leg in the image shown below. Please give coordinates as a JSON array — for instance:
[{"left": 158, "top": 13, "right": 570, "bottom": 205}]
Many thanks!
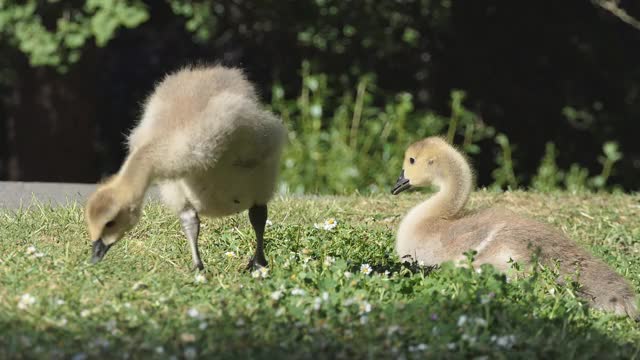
[
  {"left": 179, "top": 208, "right": 204, "bottom": 271},
  {"left": 246, "top": 204, "right": 268, "bottom": 270}
]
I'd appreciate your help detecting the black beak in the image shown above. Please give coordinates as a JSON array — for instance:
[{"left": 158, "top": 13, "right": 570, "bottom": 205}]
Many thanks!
[
  {"left": 391, "top": 170, "right": 412, "bottom": 195},
  {"left": 91, "top": 239, "right": 112, "bottom": 263}
]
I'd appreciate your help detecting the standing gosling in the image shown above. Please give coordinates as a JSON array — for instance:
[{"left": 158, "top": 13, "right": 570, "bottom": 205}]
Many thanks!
[
  {"left": 85, "top": 65, "right": 286, "bottom": 271},
  {"left": 391, "top": 136, "right": 638, "bottom": 318}
]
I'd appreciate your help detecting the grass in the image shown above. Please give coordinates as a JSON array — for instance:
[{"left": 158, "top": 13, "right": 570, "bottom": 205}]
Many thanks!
[{"left": 0, "top": 191, "right": 639, "bottom": 359}]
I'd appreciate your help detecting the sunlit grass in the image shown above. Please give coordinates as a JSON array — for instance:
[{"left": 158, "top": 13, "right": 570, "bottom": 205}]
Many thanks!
[{"left": 0, "top": 191, "right": 639, "bottom": 359}]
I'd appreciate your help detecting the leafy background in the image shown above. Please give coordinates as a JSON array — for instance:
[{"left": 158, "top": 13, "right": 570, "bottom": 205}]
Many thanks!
[{"left": 1, "top": 0, "right": 639, "bottom": 193}]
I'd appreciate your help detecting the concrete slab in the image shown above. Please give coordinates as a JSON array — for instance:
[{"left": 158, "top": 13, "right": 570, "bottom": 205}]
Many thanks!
[{"left": 0, "top": 181, "right": 159, "bottom": 210}]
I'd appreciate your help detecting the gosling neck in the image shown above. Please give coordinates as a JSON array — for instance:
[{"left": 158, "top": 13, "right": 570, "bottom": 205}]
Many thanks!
[
  {"left": 113, "top": 146, "right": 155, "bottom": 204},
  {"left": 412, "top": 152, "right": 473, "bottom": 220}
]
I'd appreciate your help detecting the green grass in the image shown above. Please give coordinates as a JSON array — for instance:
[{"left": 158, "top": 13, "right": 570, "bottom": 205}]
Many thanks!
[{"left": 1, "top": 191, "right": 639, "bottom": 359}]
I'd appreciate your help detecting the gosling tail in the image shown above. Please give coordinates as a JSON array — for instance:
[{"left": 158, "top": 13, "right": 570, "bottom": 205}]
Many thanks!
[{"left": 568, "top": 257, "right": 638, "bottom": 318}]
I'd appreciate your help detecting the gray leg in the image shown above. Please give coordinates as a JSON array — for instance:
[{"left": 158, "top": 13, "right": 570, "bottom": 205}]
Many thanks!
[
  {"left": 246, "top": 204, "right": 268, "bottom": 270},
  {"left": 180, "top": 208, "right": 204, "bottom": 271}
]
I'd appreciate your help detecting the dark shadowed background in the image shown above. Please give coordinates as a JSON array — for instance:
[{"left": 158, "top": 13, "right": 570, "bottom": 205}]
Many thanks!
[{"left": 1, "top": 0, "right": 639, "bottom": 192}]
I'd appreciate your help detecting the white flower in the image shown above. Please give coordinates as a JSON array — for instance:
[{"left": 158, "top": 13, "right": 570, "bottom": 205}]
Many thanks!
[
  {"left": 457, "top": 315, "right": 468, "bottom": 327},
  {"left": 359, "top": 301, "right": 372, "bottom": 314},
  {"left": 187, "top": 308, "right": 202, "bottom": 319},
  {"left": 266, "top": 219, "right": 273, "bottom": 226},
  {"left": 461, "top": 333, "right": 477, "bottom": 344},
  {"left": 313, "top": 297, "right": 323, "bottom": 311},
  {"left": 270, "top": 290, "right": 283, "bottom": 301},
  {"left": 80, "top": 309, "right": 91, "bottom": 318},
  {"left": 224, "top": 251, "right": 236, "bottom": 258},
  {"left": 343, "top": 271, "right": 353, "bottom": 279},
  {"left": 26, "top": 246, "right": 37, "bottom": 255},
  {"left": 291, "top": 288, "right": 306, "bottom": 296},
  {"left": 17, "top": 293, "right": 36, "bottom": 310},
  {"left": 314, "top": 218, "right": 338, "bottom": 231},
  {"left": 54, "top": 299, "right": 65, "bottom": 306},
  {"left": 492, "top": 334, "right": 517, "bottom": 348},
  {"left": 408, "top": 343, "right": 429, "bottom": 352},
  {"left": 321, "top": 292, "right": 329, "bottom": 301},
  {"left": 155, "top": 347, "right": 165, "bottom": 354},
  {"left": 34, "top": 252, "right": 45, "bottom": 258},
  {"left": 387, "top": 325, "right": 401, "bottom": 336},
  {"left": 310, "top": 104, "right": 323, "bottom": 118},
  {"left": 251, "top": 267, "right": 269, "bottom": 278},
  {"left": 323, "top": 256, "right": 335, "bottom": 266},
  {"left": 194, "top": 273, "right": 207, "bottom": 284},
  {"left": 474, "top": 317, "right": 488, "bottom": 327},
  {"left": 183, "top": 346, "right": 197, "bottom": 360},
  {"left": 360, "top": 263, "right": 372, "bottom": 275},
  {"left": 447, "top": 343, "right": 456, "bottom": 350}
]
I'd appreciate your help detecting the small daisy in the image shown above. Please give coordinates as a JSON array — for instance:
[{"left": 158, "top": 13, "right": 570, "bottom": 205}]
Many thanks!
[
  {"left": 17, "top": 293, "right": 36, "bottom": 310},
  {"left": 187, "top": 308, "right": 201, "bottom": 319},
  {"left": 251, "top": 267, "right": 269, "bottom": 278},
  {"left": 266, "top": 219, "right": 273, "bottom": 226},
  {"left": 314, "top": 218, "right": 338, "bottom": 231},
  {"left": 313, "top": 297, "right": 323, "bottom": 311},
  {"left": 359, "top": 301, "right": 372, "bottom": 314},
  {"left": 224, "top": 251, "right": 236, "bottom": 258},
  {"left": 291, "top": 288, "right": 306, "bottom": 296},
  {"left": 457, "top": 315, "right": 468, "bottom": 327},
  {"left": 360, "top": 263, "right": 373, "bottom": 275},
  {"left": 492, "top": 334, "right": 516, "bottom": 348},
  {"left": 26, "top": 246, "right": 37, "bottom": 255},
  {"left": 194, "top": 273, "right": 207, "bottom": 284},
  {"left": 270, "top": 290, "right": 283, "bottom": 301},
  {"left": 323, "top": 256, "right": 335, "bottom": 266}
]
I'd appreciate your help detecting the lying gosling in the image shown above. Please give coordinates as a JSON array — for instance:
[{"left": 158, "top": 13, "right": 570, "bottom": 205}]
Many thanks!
[
  {"left": 85, "top": 65, "right": 286, "bottom": 271},
  {"left": 391, "top": 136, "right": 638, "bottom": 318}
]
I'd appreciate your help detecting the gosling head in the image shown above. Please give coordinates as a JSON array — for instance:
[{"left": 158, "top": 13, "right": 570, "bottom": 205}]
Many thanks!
[
  {"left": 391, "top": 137, "right": 454, "bottom": 195},
  {"left": 85, "top": 180, "right": 143, "bottom": 263}
]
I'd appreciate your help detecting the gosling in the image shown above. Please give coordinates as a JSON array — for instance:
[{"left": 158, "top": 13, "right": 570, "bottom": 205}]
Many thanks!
[
  {"left": 391, "top": 136, "right": 638, "bottom": 318},
  {"left": 85, "top": 65, "right": 286, "bottom": 271}
]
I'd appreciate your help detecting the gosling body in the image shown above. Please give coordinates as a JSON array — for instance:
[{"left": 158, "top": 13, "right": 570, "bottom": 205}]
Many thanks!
[
  {"left": 85, "top": 65, "right": 285, "bottom": 270},
  {"left": 392, "top": 137, "right": 638, "bottom": 318}
]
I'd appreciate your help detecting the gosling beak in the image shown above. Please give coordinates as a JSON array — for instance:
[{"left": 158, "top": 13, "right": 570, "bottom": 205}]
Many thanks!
[
  {"left": 91, "top": 239, "right": 112, "bottom": 263},
  {"left": 391, "top": 170, "right": 412, "bottom": 195}
]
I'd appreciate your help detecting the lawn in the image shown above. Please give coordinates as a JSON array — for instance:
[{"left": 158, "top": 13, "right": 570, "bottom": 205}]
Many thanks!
[{"left": 0, "top": 191, "right": 639, "bottom": 359}]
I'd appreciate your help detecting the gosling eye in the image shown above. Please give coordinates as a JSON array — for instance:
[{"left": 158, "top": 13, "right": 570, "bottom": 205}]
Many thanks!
[
  {"left": 105, "top": 220, "right": 116, "bottom": 228},
  {"left": 409, "top": 157, "right": 415, "bottom": 165}
]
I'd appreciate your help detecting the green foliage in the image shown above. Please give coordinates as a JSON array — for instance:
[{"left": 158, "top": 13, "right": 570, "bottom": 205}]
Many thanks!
[
  {"left": 0, "top": 0, "right": 148, "bottom": 70},
  {"left": 274, "top": 63, "right": 494, "bottom": 194},
  {"left": 532, "top": 141, "right": 624, "bottom": 193},
  {"left": 0, "top": 194, "right": 639, "bottom": 358}
]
